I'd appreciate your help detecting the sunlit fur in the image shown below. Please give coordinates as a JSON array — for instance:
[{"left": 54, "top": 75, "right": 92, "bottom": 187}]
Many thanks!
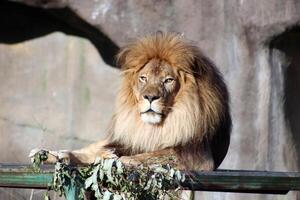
[
  {"left": 109, "top": 32, "right": 231, "bottom": 158},
  {"left": 141, "top": 112, "right": 162, "bottom": 124}
]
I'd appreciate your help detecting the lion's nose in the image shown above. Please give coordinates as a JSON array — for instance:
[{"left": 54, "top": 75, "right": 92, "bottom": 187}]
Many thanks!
[{"left": 143, "top": 95, "right": 160, "bottom": 103}]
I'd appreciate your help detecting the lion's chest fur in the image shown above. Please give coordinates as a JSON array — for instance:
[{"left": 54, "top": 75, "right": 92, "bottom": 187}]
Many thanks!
[{"left": 112, "top": 97, "right": 201, "bottom": 153}]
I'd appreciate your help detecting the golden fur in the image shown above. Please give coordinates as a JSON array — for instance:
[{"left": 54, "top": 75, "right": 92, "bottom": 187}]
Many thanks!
[
  {"left": 108, "top": 32, "right": 231, "bottom": 169},
  {"left": 31, "top": 32, "right": 231, "bottom": 171},
  {"left": 112, "top": 34, "right": 224, "bottom": 152}
]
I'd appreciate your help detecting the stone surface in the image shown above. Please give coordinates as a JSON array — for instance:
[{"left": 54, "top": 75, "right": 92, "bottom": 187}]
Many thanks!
[
  {"left": 1, "top": 0, "right": 300, "bottom": 199},
  {"left": 0, "top": 33, "right": 119, "bottom": 199}
]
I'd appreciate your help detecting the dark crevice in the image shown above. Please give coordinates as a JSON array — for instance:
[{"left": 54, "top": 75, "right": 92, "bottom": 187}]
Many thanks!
[
  {"left": 270, "top": 26, "right": 300, "bottom": 168},
  {"left": 269, "top": 25, "right": 300, "bottom": 57},
  {"left": 0, "top": 0, "right": 120, "bottom": 67}
]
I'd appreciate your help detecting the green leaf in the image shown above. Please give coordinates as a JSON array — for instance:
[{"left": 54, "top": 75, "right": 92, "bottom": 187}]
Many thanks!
[
  {"left": 103, "top": 190, "right": 112, "bottom": 200},
  {"left": 99, "top": 168, "right": 104, "bottom": 180},
  {"left": 92, "top": 184, "right": 101, "bottom": 198},
  {"left": 44, "top": 192, "right": 50, "bottom": 200},
  {"left": 154, "top": 167, "right": 168, "bottom": 174},
  {"left": 144, "top": 178, "right": 153, "bottom": 190},
  {"left": 85, "top": 164, "right": 100, "bottom": 189},
  {"left": 103, "top": 159, "right": 115, "bottom": 184},
  {"left": 84, "top": 176, "right": 94, "bottom": 189},
  {"left": 169, "top": 168, "right": 175, "bottom": 178},
  {"left": 175, "top": 170, "right": 181, "bottom": 181},
  {"left": 116, "top": 160, "right": 124, "bottom": 174},
  {"left": 113, "top": 194, "right": 123, "bottom": 200}
]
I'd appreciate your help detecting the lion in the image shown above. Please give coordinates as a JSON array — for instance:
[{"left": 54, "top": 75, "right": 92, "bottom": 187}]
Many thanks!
[{"left": 30, "top": 32, "right": 231, "bottom": 171}]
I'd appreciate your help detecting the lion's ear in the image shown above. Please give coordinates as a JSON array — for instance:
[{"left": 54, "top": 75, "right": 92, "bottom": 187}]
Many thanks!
[{"left": 116, "top": 46, "right": 131, "bottom": 70}]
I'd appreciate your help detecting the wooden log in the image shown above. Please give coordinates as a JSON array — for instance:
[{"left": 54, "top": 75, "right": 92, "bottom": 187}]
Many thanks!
[{"left": 0, "top": 164, "right": 300, "bottom": 194}]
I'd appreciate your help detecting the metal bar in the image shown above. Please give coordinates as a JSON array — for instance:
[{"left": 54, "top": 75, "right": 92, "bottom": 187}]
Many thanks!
[
  {"left": 180, "top": 169, "right": 300, "bottom": 194},
  {"left": 0, "top": 164, "right": 300, "bottom": 194},
  {"left": 0, "top": 164, "right": 52, "bottom": 189}
]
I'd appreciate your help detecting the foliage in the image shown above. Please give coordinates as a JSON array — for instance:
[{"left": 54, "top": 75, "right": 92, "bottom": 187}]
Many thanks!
[
  {"left": 31, "top": 150, "right": 48, "bottom": 172},
  {"left": 31, "top": 151, "right": 186, "bottom": 200}
]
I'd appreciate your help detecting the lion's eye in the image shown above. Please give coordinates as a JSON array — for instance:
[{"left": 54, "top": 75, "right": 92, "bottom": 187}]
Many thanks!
[
  {"left": 164, "top": 78, "right": 174, "bottom": 84},
  {"left": 139, "top": 76, "right": 147, "bottom": 82}
]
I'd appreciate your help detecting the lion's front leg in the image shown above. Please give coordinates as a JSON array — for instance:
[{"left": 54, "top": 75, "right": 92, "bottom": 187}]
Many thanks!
[
  {"left": 119, "top": 141, "right": 215, "bottom": 171},
  {"left": 119, "top": 148, "right": 185, "bottom": 169},
  {"left": 29, "top": 139, "right": 118, "bottom": 165}
]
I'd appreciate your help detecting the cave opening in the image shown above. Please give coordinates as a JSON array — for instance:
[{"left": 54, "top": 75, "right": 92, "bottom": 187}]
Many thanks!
[
  {"left": 0, "top": 0, "right": 119, "bottom": 67},
  {"left": 270, "top": 26, "right": 300, "bottom": 168}
]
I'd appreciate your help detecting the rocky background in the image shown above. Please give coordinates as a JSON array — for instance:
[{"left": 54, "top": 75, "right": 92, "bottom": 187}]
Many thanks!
[{"left": 0, "top": 0, "right": 299, "bottom": 199}]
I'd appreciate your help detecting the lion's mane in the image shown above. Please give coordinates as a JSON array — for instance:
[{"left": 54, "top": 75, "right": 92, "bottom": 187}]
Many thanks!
[{"left": 109, "top": 33, "right": 231, "bottom": 168}]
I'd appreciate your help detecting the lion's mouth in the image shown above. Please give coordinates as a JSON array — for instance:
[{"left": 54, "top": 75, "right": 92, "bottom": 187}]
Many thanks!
[{"left": 140, "top": 109, "right": 163, "bottom": 115}]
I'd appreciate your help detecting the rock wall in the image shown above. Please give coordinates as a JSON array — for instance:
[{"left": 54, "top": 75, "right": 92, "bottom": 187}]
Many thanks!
[
  {"left": 1, "top": 0, "right": 300, "bottom": 199},
  {"left": 0, "top": 32, "right": 119, "bottom": 199}
]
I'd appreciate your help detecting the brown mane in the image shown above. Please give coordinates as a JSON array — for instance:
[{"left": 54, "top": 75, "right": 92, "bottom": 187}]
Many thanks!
[{"left": 109, "top": 32, "right": 231, "bottom": 168}]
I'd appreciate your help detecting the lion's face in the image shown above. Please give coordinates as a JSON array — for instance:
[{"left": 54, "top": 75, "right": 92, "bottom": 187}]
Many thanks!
[
  {"left": 134, "top": 59, "right": 179, "bottom": 124},
  {"left": 113, "top": 33, "right": 230, "bottom": 156}
]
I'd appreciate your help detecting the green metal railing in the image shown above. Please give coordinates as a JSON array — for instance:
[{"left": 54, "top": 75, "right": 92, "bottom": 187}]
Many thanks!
[{"left": 1, "top": 163, "right": 300, "bottom": 199}]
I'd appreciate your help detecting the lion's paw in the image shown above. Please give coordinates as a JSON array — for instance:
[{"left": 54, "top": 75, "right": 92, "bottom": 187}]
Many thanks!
[{"left": 101, "top": 149, "right": 118, "bottom": 159}]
